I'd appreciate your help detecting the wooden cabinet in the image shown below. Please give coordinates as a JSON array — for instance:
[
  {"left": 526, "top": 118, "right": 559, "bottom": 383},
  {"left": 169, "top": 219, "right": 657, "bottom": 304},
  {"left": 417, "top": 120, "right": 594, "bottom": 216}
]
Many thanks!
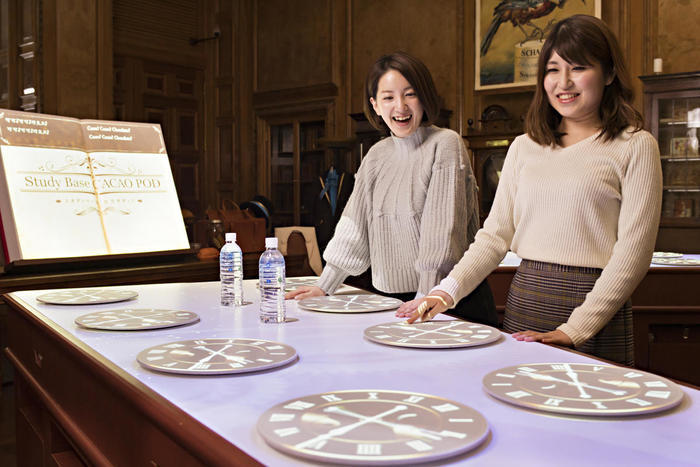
[
  {"left": 640, "top": 72, "right": 700, "bottom": 253},
  {"left": 254, "top": 84, "right": 337, "bottom": 230},
  {"left": 267, "top": 118, "right": 327, "bottom": 228},
  {"left": 463, "top": 131, "right": 520, "bottom": 225}
]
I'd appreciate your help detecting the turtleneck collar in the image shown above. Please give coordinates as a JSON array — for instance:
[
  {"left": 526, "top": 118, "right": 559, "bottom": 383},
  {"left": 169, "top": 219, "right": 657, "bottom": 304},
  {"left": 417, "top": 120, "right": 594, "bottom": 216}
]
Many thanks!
[{"left": 391, "top": 125, "right": 431, "bottom": 151}]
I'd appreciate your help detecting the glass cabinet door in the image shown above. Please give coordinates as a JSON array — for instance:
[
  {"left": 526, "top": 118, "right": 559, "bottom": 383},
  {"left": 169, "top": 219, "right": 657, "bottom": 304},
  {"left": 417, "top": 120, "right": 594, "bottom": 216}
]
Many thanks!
[
  {"left": 269, "top": 119, "right": 326, "bottom": 228},
  {"left": 299, "top": 121, "right": 325, "bottom": 226},
  {"left": 657, "top": 96, "right": 700, "bottom": 224},
  {"left": 270, "top": 124, "right": 294, "bottom": 227}
]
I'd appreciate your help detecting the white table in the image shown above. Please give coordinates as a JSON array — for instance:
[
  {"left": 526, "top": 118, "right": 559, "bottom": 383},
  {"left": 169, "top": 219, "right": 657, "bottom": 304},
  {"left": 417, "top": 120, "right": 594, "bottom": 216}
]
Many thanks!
[{"left": 6, "top": 280, "right": 700, "bottom": 466}]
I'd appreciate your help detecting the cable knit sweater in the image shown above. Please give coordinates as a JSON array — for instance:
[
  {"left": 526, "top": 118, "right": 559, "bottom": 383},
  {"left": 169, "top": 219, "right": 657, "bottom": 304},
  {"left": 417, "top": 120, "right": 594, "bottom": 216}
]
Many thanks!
[
  {"left": 317, "top": 125, "right": 479, "bottom": 296},
  {"left": 436, "top": 128, "right": 662, "bottom": 347}
]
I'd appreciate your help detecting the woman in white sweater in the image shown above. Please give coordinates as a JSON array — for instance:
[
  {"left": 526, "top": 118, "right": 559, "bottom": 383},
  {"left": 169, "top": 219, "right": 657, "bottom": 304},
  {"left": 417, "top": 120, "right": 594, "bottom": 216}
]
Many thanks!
[
  {"left": 397, "top": 15, "right": 662, "bottom": 365},
  {"left": 287, "top": 51, "right": 497, "bottom": 326}
]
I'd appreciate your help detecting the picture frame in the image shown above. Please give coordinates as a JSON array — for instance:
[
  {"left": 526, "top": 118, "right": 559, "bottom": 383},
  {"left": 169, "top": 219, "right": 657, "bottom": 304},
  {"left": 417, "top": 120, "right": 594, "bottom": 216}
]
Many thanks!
[
  {"left": 671, "top": 137, "right": 689, "bottom": 156},
  {"left": 475, "top": 0, "right": 601, "bottom": 91}
]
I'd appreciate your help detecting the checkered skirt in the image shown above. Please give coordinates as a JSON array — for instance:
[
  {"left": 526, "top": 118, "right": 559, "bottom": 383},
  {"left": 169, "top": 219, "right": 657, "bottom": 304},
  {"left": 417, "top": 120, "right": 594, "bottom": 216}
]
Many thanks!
[{"left": 503, "top": 259, "right": 633, "bottom": 366}]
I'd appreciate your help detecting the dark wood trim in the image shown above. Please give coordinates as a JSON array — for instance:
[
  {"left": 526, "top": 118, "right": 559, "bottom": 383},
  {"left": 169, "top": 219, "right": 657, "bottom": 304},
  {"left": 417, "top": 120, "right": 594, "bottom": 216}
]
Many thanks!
[{"left": 6, "top": 349, "right": 112, "bottom": 465}]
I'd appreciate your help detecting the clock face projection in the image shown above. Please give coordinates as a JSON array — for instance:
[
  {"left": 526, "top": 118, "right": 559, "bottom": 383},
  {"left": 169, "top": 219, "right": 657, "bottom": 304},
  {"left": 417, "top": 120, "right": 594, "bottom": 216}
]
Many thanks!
[
  {"left": 284, "top": 277, "right": 319, "bottom": 292},
  {"left": 137, "top": 338, "right": 297, "bottom": 375},
  {"left": 652, "top": 251, "right": 683, "bottom": 259},
  {"left": 257, "top": 389, "right": 489, "bottom": 465},
  {"left": 297, "top": 295, "right": 403, "bottom": 313},
  {"left": 652, "top": 257, "right": 700, "bottom": 266},
  {"left": 364, "top": 320, "right": 501, "bottom": 349},
  {"left": 75, "top": 308, "right": 199, "bottom": 331},
  {"left": 483, "top": 363, "right": 685, "bottom": 416},
  {"left": 36, "top": 289, "right": 138, "bottom": 305}
]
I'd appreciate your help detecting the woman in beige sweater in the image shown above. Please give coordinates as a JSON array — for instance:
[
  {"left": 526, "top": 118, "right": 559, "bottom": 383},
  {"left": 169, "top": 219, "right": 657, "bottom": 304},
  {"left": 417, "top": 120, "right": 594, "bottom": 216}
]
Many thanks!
[
  {"left": 397, "top": 15, "right": 662, "bottom": 365},
  {"left": 287, "top": 51, "right": 497, "bottom": 326}
]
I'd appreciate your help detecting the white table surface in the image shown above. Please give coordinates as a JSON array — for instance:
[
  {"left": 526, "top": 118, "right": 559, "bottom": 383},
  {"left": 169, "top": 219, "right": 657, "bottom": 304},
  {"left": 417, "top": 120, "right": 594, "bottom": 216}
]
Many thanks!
[{"left": 9, "top": 281, "right": 700, "bottom": 466}]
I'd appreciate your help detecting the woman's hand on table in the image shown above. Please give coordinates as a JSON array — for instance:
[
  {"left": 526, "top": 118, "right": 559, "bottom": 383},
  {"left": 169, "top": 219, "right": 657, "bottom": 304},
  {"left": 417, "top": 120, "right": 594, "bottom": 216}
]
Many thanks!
[
  {"left": 511, "top": 329, "right": 574, "bottom": 347},
  {"left": 285, "top": 285, "right": 325, "bottom": 300},
  {"left": 395, "top": 291, "right": 454, "bottom": 324}
]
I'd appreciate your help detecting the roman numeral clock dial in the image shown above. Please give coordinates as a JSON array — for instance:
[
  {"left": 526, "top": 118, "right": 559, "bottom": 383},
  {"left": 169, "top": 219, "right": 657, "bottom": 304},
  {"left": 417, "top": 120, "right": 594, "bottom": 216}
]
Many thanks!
[
  {"left": 36, "top": 288, "right": 138, "bottom": 305},
  {"left": 257, "top": 390, "right": 489, "bottom": 464},
  {"left": 364, "top": 320, "right": 502, "bottom": 348},
  {"left": 136, "top": 338, "right": 298, "bottom": 375},
  {"left": 297, "top": 295, "right": 404, "bottom": 313},
  {"left": 75, "top": 308, "right": 199, "bottom": 330},
  {"left": 483, "top": 363, "right": 685, "bottom": 416}
]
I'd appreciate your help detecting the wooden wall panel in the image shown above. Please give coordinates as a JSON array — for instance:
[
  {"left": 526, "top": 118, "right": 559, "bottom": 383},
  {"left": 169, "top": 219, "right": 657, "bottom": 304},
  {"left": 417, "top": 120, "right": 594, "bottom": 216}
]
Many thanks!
[
  {"left": 350, "top": 0, "right": 462, "bottom": 131},
  {"left": 255, "top": 0, "right": 332, "bottom": 92},
  {"left": 113, "top": 0, "right": 204, "bottom": 67},
  {"left": 657, "top": 0, "right": 700, "bottom": 74},
  {"left": 54, "top": 0, "right": 97, "bottom": 117}
]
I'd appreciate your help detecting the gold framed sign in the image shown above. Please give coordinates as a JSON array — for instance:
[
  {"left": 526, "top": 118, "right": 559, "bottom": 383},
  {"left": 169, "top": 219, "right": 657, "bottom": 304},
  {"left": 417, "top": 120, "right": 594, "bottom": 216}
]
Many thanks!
[
  {"left": 0, "top": 109, "right": 191, "bottom": 266},
  {"left": 476, "top": 0, "right": 601, "bottom": 90}
]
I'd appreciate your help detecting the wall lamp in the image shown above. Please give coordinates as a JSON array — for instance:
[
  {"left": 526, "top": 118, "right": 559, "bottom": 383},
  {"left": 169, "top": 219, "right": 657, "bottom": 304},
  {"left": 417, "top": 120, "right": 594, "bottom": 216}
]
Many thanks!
[{"left": 190, "top": 28, "right": 221, "bottom": 46}]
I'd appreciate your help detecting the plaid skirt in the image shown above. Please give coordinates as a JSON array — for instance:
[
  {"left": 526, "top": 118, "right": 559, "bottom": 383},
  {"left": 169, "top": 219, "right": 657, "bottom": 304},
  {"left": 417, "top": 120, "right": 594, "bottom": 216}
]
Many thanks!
[{"left": 503, "top": 259, "right": 633, "bottom": 366}]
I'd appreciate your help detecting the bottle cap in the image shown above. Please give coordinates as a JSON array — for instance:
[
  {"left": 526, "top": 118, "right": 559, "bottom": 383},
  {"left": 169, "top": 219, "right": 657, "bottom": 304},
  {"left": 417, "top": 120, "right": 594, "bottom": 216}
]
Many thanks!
[
  {"left": 265, "top": 237, "right": 278, "bottom": 249},
  {"left": 225, "top": 232, "right": 236, "bottom": 242}
]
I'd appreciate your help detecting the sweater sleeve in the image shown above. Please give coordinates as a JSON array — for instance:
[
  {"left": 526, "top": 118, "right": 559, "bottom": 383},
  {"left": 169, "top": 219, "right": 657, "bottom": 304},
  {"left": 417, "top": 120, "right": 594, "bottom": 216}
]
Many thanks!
[
  {"left": 435, "top": 136, "right": 521, "bottom": 304},
  {"left": 558, "top": 132, "right": 662, "bottom": 346},
  {"left": 414, "top": 133, "right": 471, "bottom": 294},
  {"left": 316, "top": 157, "right": 373, "bottom": 294}
]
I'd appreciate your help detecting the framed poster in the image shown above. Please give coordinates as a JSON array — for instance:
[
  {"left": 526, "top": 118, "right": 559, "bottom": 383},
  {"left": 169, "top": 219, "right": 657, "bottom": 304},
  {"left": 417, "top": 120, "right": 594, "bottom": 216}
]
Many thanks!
[{"left": 476, "top": 0, "right": 601, "bottom": 90}]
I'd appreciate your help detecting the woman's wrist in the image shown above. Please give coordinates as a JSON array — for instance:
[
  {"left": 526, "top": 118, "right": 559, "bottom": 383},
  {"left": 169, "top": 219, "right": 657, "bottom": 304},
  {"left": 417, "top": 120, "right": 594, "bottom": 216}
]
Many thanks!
[{"left": 426, "top": 290, "right": 454, "bottom": 308}]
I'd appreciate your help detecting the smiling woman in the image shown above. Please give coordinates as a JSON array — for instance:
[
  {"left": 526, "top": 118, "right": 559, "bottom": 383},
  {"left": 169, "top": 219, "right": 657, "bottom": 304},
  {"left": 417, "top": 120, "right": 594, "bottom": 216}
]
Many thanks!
[
  {"left": 398, "top": 15, "right": 662, "bottom": 366},
  {"left": 286, "top": 51, "right": 498, "bottom": 327}
]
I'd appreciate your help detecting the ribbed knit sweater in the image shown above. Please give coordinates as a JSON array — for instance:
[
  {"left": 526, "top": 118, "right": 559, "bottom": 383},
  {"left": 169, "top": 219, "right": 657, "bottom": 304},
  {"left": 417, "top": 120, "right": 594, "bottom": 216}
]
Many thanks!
[
  {"left": 317, "top": 125, "right": 479, "bottom": 296},
  {"left": 436, "top": 128, "right": 662, "bottom": 346}
]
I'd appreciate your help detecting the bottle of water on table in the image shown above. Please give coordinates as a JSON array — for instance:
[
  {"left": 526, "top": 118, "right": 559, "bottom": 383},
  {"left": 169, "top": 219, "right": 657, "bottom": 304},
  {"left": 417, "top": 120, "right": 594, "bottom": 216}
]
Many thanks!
[
  {"left": 220, "top": 232, "right": 244, "bottom": 306},
  {"left": 259, "top": 237, "right": 286, "bottom": 323}
]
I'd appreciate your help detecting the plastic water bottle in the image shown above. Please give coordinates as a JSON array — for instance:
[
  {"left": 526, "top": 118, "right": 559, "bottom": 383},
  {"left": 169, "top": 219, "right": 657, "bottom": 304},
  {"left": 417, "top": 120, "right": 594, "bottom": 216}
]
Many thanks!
[
  {"left": 220, "top": 232, "right": 244, "bottom": 306},
  {"left": 259, "top": 237, "right": 286, "bottom": 323}
]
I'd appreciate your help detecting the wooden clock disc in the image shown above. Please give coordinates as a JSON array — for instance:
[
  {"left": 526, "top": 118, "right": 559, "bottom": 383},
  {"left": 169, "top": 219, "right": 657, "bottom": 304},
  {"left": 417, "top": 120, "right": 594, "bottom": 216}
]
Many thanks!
[
  {"left": 364, "top": 320, "right": 502, "bottom": 348},
  {"left": 257, "top": 389, "right": 489, "bottom": 465},
  {"left": 137, "top": 338, "right": 298, "bottom": 375},
  {"left": 75, "top": 308, "right": 199, "bottom": 331},
  {"left": 37, "top": 288, "right": 138, "bottom": 305},
  {"left": 297, "top": 294, "right": 403, "bottom": 313},
  {"left": 483, "top": 362, "right": 685, "bottom": 416}
]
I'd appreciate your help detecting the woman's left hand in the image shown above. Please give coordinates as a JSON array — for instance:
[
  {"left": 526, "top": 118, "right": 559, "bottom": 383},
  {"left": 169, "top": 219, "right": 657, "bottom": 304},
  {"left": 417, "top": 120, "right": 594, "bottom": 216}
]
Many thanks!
[{"left": 511, "top": 329, "right": 573, "bottom": 347}]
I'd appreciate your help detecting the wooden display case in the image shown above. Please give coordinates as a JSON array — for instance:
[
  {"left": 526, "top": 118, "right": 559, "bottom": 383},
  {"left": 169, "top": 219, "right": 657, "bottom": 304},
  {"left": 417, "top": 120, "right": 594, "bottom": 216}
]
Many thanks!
[
  {"left": 266, "top": 119, "right": 327, "bottom": 228},
  {"left": 640, "top": 71, "right": 700, "bottom": 252},
  {"left": 463, "top": 131, "right": 520, "bottom": 225},
  {"left": 254, "top": 84, "right": 337, "bottom": 230}
]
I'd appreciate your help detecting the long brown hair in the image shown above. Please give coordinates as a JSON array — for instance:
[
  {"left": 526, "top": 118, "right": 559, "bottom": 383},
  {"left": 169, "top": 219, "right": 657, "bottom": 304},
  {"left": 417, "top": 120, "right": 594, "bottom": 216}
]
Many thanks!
[
  {"left": 525, "top": 15, "right": 643, "bottom": 146},
  {"left": 363, "top": 51, "right": 440, "bottom": 132}
]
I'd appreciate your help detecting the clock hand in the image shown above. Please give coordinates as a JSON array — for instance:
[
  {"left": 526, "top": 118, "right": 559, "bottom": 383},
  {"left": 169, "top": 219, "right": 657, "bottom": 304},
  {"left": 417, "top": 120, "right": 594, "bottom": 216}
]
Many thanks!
[
  {"left": 402, "top": 322, "right": 465, "bottom": 338},
  {"left": 563, "top": 363, "right": 591, "bottom": 399},
  {"left": 193, "top": 345, "right": 235, "bottom": 364},
  {"left": 515, "top": 371, "right": 627, "bottom": 396},
  {"left": 295, "top": 405, "right": 407, "bottom": 450},
  {"left": 324, "top": 406, "right": 444, "bottom": 441}
]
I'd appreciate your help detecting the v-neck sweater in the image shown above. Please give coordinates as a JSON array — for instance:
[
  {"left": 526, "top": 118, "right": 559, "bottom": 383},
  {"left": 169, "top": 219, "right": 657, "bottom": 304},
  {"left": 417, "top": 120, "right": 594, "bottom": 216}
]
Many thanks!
[{"left": 437, "top": 129, "right": 662, "bottom": 346}]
